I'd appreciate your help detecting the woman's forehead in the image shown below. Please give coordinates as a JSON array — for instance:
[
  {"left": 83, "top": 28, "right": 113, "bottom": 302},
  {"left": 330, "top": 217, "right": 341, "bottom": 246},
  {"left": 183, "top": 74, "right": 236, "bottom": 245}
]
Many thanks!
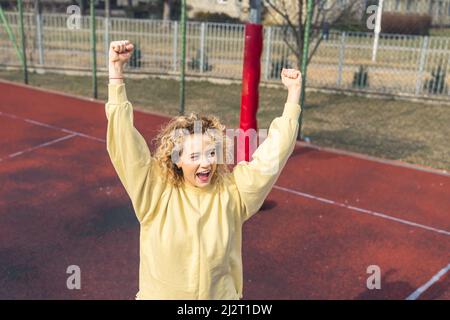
[{"left": 182, "top": 133, "right": 214, "bottom": 150}]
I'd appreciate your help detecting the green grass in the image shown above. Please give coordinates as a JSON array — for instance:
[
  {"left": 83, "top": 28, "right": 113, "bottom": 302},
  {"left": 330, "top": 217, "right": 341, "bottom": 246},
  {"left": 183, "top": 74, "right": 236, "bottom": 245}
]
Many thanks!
[
  {"left": 1, "top": 68, "right": 449, "bottom": 172},
  {"left": 430, "top": 27, "right": 450, "bottom": 37}
]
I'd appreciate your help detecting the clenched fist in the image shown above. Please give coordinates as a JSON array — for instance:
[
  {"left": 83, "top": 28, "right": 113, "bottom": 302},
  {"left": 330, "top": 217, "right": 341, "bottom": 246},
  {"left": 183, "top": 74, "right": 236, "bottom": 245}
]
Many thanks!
[
  {"left": 109, "top": 40, "right": 134, "bottom": 80},
  {"left": 109, "top": 40, "right": 134, "bottom": 65},
  {"left": 281, "top": 68, "right": 302, "bottom": 105},
  {"left": 281, "top": 68, "right": 302, "bottom": 90}
]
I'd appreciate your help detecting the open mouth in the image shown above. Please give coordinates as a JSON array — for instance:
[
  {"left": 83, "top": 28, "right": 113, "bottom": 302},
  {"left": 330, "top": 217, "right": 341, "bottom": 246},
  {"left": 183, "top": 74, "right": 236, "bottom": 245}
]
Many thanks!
[{"left": 196, "top": 170, "right": 211, "bottom": 183}]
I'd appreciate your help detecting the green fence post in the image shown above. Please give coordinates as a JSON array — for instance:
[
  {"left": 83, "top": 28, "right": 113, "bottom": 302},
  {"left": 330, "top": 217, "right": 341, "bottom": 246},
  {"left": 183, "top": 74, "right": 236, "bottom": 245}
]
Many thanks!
[
  {"left": 0, "top": 6, "right": 24, "bottom": 67},
  {"left": 18, "top": 0, "right": 28, "bottom": 84},
  {"left": 91, "top": 0, "right": 97, "bottom": 99}
]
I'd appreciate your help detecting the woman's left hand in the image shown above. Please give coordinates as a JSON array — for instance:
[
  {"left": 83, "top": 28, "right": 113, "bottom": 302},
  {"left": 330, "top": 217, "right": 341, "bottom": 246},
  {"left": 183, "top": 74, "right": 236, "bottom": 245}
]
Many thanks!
[{"left": 281, "top": 68, "right": 302, "bottom": 91}]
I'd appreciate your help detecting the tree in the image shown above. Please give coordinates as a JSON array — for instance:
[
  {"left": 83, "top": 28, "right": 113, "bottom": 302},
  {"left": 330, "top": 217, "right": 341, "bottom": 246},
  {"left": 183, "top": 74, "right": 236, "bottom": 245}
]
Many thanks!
[{"left": 263, "top": 0, "right": 363, "bottom": 70}]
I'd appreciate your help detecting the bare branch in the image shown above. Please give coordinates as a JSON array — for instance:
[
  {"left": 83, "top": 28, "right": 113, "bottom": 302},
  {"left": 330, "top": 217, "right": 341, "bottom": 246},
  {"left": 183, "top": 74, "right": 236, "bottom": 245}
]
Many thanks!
[
  {"left": 307, "top": 35, "right": 324, "bottom": 65},
  {"left": 265, "top": 0, "right": 362, "bottom": 68},
  {"left": 329, "top": 0, "right": 361, "bottom": 25},
  {"left": 265, "top": 0, "right": 301, "bottom": 41},
  {"left": 282, "top": 25, "right": 299, "bottom": 56}
]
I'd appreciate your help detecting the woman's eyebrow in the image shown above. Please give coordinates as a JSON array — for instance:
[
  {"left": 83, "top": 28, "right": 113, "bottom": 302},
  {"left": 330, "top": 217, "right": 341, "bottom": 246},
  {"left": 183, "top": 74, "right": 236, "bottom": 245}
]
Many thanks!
[{"left": 190, "top": 148, "right": 216, "bottom": 156}]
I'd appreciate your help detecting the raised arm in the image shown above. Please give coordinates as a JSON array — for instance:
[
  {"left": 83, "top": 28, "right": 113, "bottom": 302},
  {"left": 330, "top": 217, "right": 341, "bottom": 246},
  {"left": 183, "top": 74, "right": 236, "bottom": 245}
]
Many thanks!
[
  {"left": 233, "top": 69, "right": 302, "bottom": 223},
  {"left": 105, "top": 40, "right": 158, "bottom": 223}
]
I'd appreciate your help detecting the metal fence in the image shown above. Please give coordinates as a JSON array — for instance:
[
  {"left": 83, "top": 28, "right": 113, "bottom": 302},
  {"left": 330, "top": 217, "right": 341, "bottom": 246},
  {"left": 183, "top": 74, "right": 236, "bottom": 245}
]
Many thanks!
[{"left": 1, "top": 11, "right": 450, "bottom": 99}]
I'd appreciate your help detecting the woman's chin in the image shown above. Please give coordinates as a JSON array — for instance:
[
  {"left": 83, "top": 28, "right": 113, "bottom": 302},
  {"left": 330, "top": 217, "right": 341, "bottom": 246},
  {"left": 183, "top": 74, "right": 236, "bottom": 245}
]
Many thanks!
[{"left": 195, "top": 180, "right": 210, "bottom": 187}]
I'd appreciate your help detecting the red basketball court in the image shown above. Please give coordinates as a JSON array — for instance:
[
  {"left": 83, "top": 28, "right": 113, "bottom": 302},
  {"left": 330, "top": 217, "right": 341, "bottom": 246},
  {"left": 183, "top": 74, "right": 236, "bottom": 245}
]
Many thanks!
[{"left": 0, "top": 80, "right": 448, "bottom": 300}]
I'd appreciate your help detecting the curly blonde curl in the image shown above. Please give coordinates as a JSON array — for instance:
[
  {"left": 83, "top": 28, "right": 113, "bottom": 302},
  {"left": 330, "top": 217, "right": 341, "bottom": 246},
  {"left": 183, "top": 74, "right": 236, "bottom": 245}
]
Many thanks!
[{"left": 152, "top": 112, "right": 233, "bottom": 188}]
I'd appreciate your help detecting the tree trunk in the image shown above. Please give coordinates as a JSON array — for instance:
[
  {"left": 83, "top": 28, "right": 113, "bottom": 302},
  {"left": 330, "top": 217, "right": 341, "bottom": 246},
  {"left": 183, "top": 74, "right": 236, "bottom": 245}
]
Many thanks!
[{"left": 296, "top": 41, "right": 303, "bottom": 71}]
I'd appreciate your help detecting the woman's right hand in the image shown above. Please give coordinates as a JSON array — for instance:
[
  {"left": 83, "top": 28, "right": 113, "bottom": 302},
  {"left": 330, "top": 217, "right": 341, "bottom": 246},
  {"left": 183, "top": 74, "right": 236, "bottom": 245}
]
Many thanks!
[{"left": 109, "top": 40, "right": 134, "bottom": 78}]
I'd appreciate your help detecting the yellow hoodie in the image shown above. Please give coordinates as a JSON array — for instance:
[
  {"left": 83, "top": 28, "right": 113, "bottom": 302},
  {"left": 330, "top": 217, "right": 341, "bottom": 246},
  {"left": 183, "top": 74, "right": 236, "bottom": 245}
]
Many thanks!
[{"left": 105, "top": 84, "right": 301, "bottom": 300}]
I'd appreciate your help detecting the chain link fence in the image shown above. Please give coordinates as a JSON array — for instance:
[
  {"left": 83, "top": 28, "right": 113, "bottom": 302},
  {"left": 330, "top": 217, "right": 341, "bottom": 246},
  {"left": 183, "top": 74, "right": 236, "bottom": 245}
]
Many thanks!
[{"left": 1, "top": 11, "right": 450, "bottom": 99}]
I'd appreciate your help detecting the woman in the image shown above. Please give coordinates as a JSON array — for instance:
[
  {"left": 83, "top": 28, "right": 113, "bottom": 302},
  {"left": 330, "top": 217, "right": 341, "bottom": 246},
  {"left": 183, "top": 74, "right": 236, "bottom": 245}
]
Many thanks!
[{"left": 106, "top": 40, "right": 302, "bottom": 299}]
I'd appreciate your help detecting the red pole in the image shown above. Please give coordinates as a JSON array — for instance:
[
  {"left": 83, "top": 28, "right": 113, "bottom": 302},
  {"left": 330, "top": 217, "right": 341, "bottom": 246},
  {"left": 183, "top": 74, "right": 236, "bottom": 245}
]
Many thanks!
[{"left": 237, "top": 23, "right": 263, "bottom": 163}]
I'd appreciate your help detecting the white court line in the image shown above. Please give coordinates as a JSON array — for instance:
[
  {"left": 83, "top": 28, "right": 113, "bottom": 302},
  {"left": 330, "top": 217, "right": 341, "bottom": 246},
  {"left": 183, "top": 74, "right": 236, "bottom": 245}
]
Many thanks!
[
  {"left": 405, "top": 263, "right": 450, "bottom": 300},
  {"left": 273, "top": 185, "right": 450, "bottom": 237},
  {"left": 0, "top": 133, "right": 77, "bottom": 162},
  {"left": 1, "top": 110, "right": 449, "bottom": 237},
  {"left": 2, "top": 83, "right": 449, "bottom": 300},
  {"left": 0, "top": 111, "right": 106, "bottom": 143},
  {"left": 1, "top": 78, "right": 449, "bottom": 177}
]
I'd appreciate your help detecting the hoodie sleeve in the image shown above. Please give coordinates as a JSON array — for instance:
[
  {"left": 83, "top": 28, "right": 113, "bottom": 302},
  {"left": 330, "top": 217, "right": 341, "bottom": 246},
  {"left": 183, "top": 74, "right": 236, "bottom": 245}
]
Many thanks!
[
  {"left": 105, "top": 83, "right": 162, "bottom": 223},
  {"left": 232, "top": 102, "right": 301, "bottom": 223}
]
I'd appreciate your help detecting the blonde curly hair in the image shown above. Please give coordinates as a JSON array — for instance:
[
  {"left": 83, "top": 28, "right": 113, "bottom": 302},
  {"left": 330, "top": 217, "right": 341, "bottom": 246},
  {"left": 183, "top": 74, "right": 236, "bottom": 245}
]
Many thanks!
[{"left": 152, "top": 112, "right": 233, "bottom": 188}]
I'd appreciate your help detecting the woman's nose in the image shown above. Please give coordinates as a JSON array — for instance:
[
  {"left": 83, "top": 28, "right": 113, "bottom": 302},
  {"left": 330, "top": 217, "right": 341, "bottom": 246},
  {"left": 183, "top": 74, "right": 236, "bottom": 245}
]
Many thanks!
[{"left": 199, "top": 155, "right": 212, "bottom": 166}]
